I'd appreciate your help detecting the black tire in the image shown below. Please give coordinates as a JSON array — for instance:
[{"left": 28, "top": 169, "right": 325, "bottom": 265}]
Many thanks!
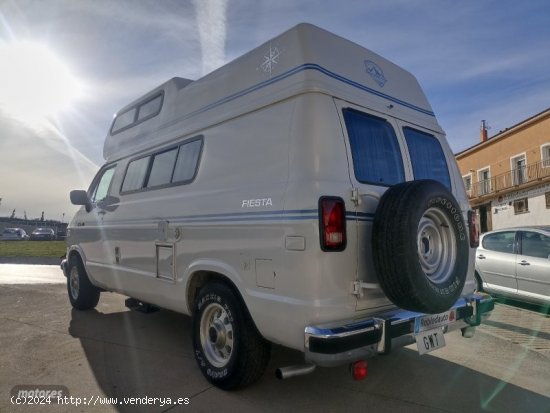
[
  {"left": 192, "top": 282, "right": 271, "bottom": 390},
  {"left": 372, "top": 180, "right": 469, "bottom": 314},
  {"left": 67, "top": 255, "right": 100, "bottom": 310}
]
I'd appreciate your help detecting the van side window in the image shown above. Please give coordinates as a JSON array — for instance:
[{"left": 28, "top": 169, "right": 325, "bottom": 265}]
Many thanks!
[
  {"left": 91, "top": 166, "right": 116, "bottom": 203},
  {"left": 147, "top": 148, "right": 178, "bottom": 188},
  {"left": 111, "top": 93, "right": 164, "bottom": 135},
  {"left": 111, "top": 108, "right": 136, "bottom": 133},
  {"left": 120, "top": 137, "right": 203, "bottom": 193},
  {"left": 122, "top": 156, "right": 150, "bottom": 192},
  {"left": 172, "top": 139, "right": 202, "bottom": 183},
  {"left": 343, "top": 108, "right": 405, "bottom": 186},
  {"left": 403, "top": 127, "right": 451, "bottom": 189},
  {"left": 138, "top": 95, "right": 163, "bottom": 121}
]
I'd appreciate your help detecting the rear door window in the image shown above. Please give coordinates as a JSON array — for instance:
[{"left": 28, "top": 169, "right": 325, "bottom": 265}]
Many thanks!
[
  {"left": 343, "top": 108, "right": 405, "bottom": 186},
  {"left": 520, "top": 231, "right": 550, "bottom": 259},
  {"left": 403, "top": 127, "right": 451, "bottom": 189}
]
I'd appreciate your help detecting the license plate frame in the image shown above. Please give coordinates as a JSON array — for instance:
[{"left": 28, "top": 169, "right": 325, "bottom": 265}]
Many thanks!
[{"left": 414, "top": 308, "right": 457, "bottom": 334}]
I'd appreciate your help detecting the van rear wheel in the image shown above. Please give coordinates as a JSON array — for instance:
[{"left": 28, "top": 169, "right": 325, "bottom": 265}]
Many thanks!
[
  {"left": 67, "top": 255, "right": 100, "bottom": 310},
  {"left": 192, "top": 282, "right": 270, "bottom": 390},
  {"left": 372, "top": 180, "right": 469, "bottom": 314}
]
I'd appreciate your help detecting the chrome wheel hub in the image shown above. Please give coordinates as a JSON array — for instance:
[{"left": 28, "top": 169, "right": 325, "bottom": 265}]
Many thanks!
[
  {"left": 417, "top": 207, "right": 457, "bottom": 284},
  {"left": 200, "top": 303, "right": 234, "bottom": 368},
  {"left": 69, "top": 266, "right": 80, "bottom": 300}
]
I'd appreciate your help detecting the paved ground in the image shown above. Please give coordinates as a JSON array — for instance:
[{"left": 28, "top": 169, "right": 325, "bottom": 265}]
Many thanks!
[{"left": 0, "top": 265, "right": 549, "bottom": 413}]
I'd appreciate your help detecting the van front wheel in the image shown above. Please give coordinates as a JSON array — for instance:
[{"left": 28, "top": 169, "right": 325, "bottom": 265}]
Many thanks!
[
  {"left": 67, "top": 255, "right": 100, "bottom": 310},
  {"left": 192, "top": 282, "right": 270, "bottom": 390}
]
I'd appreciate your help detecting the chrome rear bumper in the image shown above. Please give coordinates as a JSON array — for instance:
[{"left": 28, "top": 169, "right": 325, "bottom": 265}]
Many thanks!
[{"left": 304, "top": 294, "right": 494, "bottom": 366}]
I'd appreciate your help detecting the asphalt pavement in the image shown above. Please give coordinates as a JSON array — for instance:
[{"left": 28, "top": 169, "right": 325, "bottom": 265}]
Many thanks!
[{"left": 0, "top": 265, "right": 549, "bottom": 413}]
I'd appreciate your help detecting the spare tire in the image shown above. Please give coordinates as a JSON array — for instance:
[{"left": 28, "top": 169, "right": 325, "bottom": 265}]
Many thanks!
[{"left": 372, "top": 180, "right": 468, "bottom": 314}]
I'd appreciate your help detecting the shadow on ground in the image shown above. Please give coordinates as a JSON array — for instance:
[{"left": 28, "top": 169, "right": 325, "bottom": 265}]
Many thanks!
[{"left": 68, "top": 301, "right": 550, "bottom": 413}]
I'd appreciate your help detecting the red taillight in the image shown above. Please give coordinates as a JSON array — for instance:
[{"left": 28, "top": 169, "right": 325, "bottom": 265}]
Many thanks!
[
  {"left": 468, "top": 210, "right": 479, "bottom": 248},
  {"left": 350, "top": 360, "right": 368, "bottom": 381},
  {"left": 319, "top": 197, "right": 346, "bottom": 251}
]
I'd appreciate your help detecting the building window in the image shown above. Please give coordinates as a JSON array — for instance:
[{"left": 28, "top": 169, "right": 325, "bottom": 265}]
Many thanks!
[
  {"left": 462, "top": 175, "right": 472, "bottom": 193},
  {"left": 478, "top": 168, "right": 491, "bottom": 195},
  {"left": 546, "top": 192, "right": 550, "bottom": 209},
  {"left": 513, "top": 198, "right": 529, "bottom": 214},
  {"left": 542, "top": 144, "right": 550, "bottom": 168},
  {"left": 510, "top": 153, "right": 527, "bottom": 185}
]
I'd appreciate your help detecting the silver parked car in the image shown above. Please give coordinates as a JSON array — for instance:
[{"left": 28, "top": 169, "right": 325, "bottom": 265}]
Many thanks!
[
  {"left": 1, "top": 228, "right": 29, "bottom": 241},
  {"left": 476, "top": 226, "right": 550, "bottom": 305}
]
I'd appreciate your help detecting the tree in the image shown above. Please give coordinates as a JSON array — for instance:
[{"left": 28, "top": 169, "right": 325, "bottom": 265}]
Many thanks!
[
  {"left": 10, "top": 209, "right": 15, "bottom": 219},
  {"left": 40, "top": 211, "right": 44, "bottom": 222}
]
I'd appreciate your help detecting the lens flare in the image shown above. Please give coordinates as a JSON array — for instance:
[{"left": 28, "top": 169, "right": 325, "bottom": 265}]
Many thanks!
[{"left": 0, "top": 40, "right": 83, "bottom": 128}]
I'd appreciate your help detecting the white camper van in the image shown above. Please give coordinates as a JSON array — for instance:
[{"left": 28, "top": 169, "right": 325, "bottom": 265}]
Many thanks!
[{"left": 64, "top": 23, "right": 493, "bottom": 389}]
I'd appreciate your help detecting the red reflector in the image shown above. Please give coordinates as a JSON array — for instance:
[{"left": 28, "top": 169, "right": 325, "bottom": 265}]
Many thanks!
[
  {"left": 468, "top": 210, "right": 479, "bottom": 248},
  {"left": 351, "top": 360, "right": 368, "bottom": 381},
  {"left": 319, "top": 197, "right": 346, "bottom": 251}
]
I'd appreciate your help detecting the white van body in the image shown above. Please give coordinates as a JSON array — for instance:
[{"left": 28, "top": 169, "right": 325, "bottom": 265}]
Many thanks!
[{"left": 64, "top": 23, "right": 493, "bottom": 389}]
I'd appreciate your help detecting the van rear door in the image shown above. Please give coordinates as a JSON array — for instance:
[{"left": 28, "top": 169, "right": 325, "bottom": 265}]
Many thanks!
[{"left": 334, "top": 98, "right": 413, "bottom": 311}]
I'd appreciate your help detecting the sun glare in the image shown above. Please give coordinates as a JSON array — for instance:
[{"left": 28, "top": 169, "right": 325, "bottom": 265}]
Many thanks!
[{"left": 0, "top": 40, "right": 83, "bottom": 127}]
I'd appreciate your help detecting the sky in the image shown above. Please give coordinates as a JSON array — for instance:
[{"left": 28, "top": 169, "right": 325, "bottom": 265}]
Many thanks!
[{"left": 0, "top": 0, "right": 549, "bottom": 221}]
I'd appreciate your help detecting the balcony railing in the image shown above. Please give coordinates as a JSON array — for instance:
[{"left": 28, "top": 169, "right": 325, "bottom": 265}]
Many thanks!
[{"left": 469, "top": 158, "right": 550, "bottom": 198}]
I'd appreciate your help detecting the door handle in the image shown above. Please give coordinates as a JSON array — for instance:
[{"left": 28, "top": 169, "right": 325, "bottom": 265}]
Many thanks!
[
  {"left": 477, "top": 254, "right": 486, "bottom": 259},
  {"left": 519, "top": 260, "right": 530, "bottom": 266}
]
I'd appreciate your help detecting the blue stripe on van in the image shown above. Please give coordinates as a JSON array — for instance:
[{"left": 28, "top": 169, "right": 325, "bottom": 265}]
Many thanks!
[
  {"left": 346, "top": 211, "right": 375, "bottom": 222},
  {"left": 100, "top": 209, "right": 375, "bottom": 225},
  {"left": 106, "top": 209, "right": 318, "bottom": 226},
  {"left": 181, "top": 63, "right": 435, "bottom": 122}
]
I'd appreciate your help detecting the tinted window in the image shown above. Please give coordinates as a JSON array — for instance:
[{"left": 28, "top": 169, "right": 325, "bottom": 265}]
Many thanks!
[
  {"left": 482, "top": 231, "right": 516, "bottom": 254},
  {"left": 521, "top": 232, "right": 550, "bottom": 259},
  {"left": 147, "top": 148, "right": 178, "bottom": 187},
  {"left": 343, "top": 109, "right": 405, "bottom": 186},
  {"left": 122, "top": 157, "right": 150, "bottom": 192},
  {"left": 112, "top": 108, "right": 136, "bottom": 133},
  {"left": 172, "top": 140, "right": 202, "bottom": 183},
  {"left": 92, "top": 167, "right": 116, "bottom": 203},
  {"left": 403, "top": 127, "right": 451, "bottom": 189},
  {"left": 138, "top": 95, "right": 163, "bottom": 120}
]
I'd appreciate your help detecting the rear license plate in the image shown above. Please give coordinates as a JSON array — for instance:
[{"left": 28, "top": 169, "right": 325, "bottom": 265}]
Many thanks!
[
  {"left": 414, "top": 309, "right": 456, "bottom": 355},
  {"left": 415, "top": 329, "right": 446, "bottom": 355}
]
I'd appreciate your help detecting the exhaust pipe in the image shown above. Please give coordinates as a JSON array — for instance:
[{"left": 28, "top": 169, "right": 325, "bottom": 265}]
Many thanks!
[{"left": 275, "top": 364, "right": 316, "bottom": 380}]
